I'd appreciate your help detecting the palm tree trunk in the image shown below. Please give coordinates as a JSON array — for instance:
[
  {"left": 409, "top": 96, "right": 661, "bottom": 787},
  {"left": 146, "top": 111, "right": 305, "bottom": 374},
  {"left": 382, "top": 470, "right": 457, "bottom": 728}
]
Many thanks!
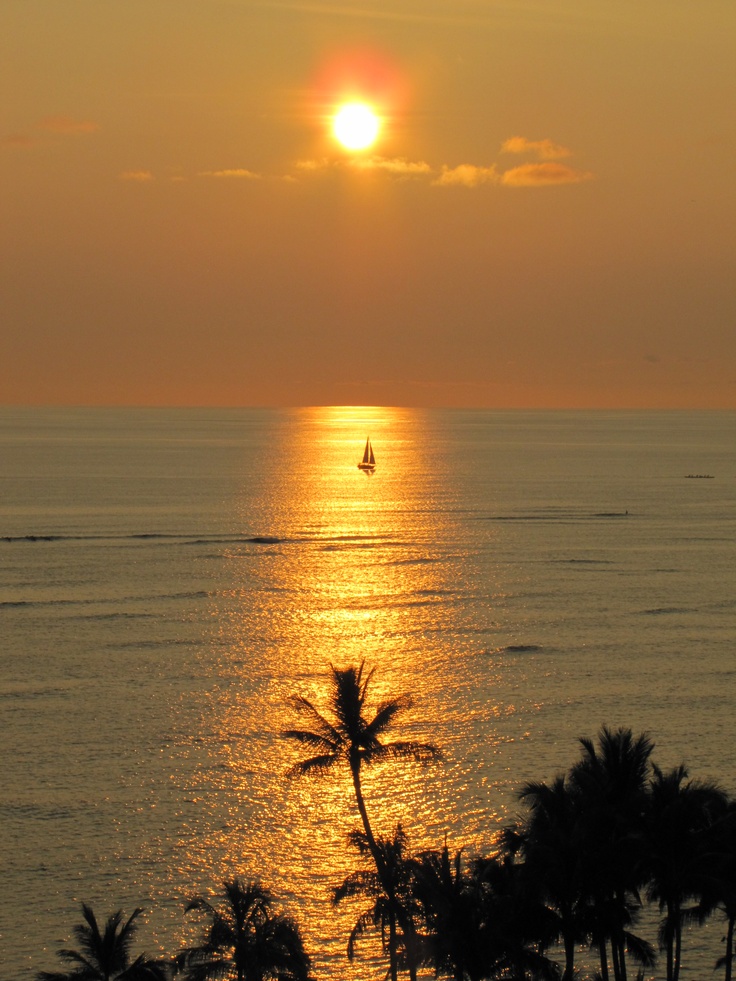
[
  {"left": 673, "top": 916, "right": 682, "bottom": 981},
  {"left": 349, "top": 761, "right": 382, "bottom": 865},
  {"left": 563, "top": 932, "right": 575, "bottom": 981},
  {"left": 661, "top": 900, "right": 673, "bottom": 981},
  {"left": 725, "top": 913, "right": 735, "bottom": 981},
  {"left": 349, "top": 759, "right": 398, "bottom": 980},
  {"left": 611, "top": 932, "right": 623, "bottom": 981}
]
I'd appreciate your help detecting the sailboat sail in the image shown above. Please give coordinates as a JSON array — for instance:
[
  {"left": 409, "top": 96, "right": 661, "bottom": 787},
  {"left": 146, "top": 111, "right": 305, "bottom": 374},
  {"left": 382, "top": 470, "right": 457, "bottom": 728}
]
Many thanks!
[{"left": 358, "top": 437, "right": 376, "bottom": 472}]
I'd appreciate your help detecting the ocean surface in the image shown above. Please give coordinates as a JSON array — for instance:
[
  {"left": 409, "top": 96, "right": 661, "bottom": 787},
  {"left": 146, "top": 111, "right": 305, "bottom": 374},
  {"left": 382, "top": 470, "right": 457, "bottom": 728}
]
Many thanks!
[{"left": 1, "top": 407, "right": 734, "bottom": 981}]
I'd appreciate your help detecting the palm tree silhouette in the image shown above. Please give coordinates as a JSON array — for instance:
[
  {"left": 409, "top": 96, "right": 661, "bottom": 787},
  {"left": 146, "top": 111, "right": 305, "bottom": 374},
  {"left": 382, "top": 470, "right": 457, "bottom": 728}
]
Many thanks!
[
  {"left": 36, "top": 905, "right": 167, "bottom": 981},
  {"left": 177, "top": 879, "right": 311, "bottom": 981},
  {"left": 472, "top": 852, "right": 559, "bottom": 981},
  {"left": 283, "top": 661, "right": 440, "bottom": 980},
  {"left": 710, "top": 800, "right": 736, "bottom": 981},
  {"left": 644, "top": 764, "right": 727, "bottom": 981},
  {"left": 509, "top": 774, "right": 590, "bottom": 981},
  {"left": 568, "top": 726, "right": 656, "bottom": 981},
  {"left": 333, "top": 825, "right": 421, "bottom": 978},
  {"left": 410, "top": 843, "right": 487, "bottom": 981}
]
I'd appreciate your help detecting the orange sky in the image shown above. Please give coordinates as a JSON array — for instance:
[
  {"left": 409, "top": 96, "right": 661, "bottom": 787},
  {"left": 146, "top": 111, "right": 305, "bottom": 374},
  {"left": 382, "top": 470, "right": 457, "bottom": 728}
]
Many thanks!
[{"left": 1, "top": 0, "right": 734, "bottom": 408}]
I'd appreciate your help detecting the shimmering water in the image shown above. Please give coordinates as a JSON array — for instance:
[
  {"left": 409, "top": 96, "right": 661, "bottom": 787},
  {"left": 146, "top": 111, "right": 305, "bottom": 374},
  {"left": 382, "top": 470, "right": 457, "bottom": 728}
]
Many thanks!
[{"left": 1, "top": 407, "right": 734, "bottom": 980}]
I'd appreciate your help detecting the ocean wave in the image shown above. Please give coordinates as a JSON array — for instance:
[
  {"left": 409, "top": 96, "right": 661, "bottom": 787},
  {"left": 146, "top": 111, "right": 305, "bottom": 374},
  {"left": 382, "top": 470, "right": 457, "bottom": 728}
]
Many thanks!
[
  {"left": 0, "top": 589, "right": 211, "bottom": 610},
  {"left": 639, "top": 606, "right": 691, "bottom": 616},
  {"left": 482, "top": 644, "right": 543, "bottom": 655},
  {"left": 1, "top": 532, "right": 284, "bottom": 545}
]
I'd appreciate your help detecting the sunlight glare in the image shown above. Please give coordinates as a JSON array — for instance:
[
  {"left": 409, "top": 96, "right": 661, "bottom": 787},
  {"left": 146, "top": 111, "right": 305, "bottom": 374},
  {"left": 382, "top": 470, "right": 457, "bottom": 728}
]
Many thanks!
[{"left": 332, "top": 102, "right": 381, "bottom": 151}]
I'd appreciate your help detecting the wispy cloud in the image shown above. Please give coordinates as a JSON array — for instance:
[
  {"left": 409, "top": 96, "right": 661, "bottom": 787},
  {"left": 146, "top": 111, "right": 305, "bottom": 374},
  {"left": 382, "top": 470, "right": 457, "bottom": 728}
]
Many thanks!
[
  {"left": 500, "top": 162, "right": 593, "bottom": 186},
  {"left": 255, "top": 0, "right": 488, "bottom": 27},
  {"left": 199, "top": 168, "right": 261, "bottom": 179},
  {"left": 433, "top": 164, "right": 499, "bottom": 187},
  {"left": 116, "top": 135, "right": 590, "bottom": 192},
  {"left": 435, "top": 136, "right": 593, "bottom": 188},
  {"left": 295, "top": 155, "right": 432, "bottom": 177},
  {"left": 501, "top": 136, "right": 571, "bottom": 160},
  {"left": 352, "top": 156, "right": 432, "bottom": 176},
  {"left": 1, "top": 133, "right": 36, "bottom": 148},
  {"left": 119, "top": 170, "right": 154, "bottom": 182},
  {"left": 2, "top": 114, "right": 98, "bottom": 150},
  {"left": 39, "top": 115, "right": 99, "bottom": 135}
]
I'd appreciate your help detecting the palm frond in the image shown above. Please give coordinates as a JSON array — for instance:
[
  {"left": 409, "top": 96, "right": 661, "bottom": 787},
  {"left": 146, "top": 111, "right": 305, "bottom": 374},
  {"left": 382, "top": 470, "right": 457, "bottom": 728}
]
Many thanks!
[
  {"left": 366, "top": 695, "right": 413, "bottom": 737},
  {"left": 366, "top": 740, "right": 441, "bottom": 767},
  {"left": 333, "top": 870, "right": 383, "bottom": 904},
  {"left": 281, "top": 728, "right": 337, "bottom": 754},
  {"left": 285, "top": 695, "right": 341, "bottom": 743},
  {"left": 286, "top": 753, "right": 339, "bottom": 778},
  {"left": 623, "top": 930, "right": 657, "bottom": 967}
]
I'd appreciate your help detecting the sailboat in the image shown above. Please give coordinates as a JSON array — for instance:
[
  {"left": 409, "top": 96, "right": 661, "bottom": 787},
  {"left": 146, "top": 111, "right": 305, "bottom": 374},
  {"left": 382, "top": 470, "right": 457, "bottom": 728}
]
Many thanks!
[{"left": 358, "top": 437, "right": 376, "bottom": 473}]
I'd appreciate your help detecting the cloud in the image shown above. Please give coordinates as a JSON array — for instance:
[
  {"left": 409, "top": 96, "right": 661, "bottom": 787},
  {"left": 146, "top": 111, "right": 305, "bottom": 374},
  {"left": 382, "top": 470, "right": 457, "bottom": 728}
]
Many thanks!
[
  {"left": 2, "top": 133, "right": 36, "bottom": 148},
  {"left": 500, "top": 162, "right": 593, "bottom": 186},
  {"left": 185, "top": 140, "right": 590, "bottom": 192},
  {"left": 352, "top": 156, "right": 432, "bottom": 176},
  {"left": 39, "top": 115, "right": 99, "bottom": 135},
  {"left": 433, "top": 164, "right": 499, "bottom": 188},
  {"left": 501, "top": 136, "right": 571, "bottom": 160},
  {"left": 199, "top": 168, "right": 261, "bottom": 179},
  {"left": 295, "top": 157, "right": 332, "bottom": 171},
  {"left": 294, "top": 155, "right": 432, "bottom": 178},
  {"left": 119, "top": 170, "right": 154, "bottom": 182}
]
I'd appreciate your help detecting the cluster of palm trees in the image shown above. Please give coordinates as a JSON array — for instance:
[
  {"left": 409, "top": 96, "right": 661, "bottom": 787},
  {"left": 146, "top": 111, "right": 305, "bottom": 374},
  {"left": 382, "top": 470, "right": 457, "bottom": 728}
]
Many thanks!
[
  {"left": 37, "top": 662, "right": 736, "bottom": 981},
  {"left": 36, "top": 881, "right": 312, "bottom": 981}
]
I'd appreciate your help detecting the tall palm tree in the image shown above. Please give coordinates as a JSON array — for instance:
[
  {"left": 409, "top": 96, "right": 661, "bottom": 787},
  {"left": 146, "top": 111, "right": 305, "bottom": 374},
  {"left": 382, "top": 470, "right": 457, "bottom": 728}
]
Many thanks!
[
  {"left": 472, "top": 852, "right": 559, "bottom": 981},
  {"left": 177, "top": 879, "right": 311, "bottom": 981},
  {"left": 410, "top": 843, "right": 487, "bottom": 981},
  {"left": 568, "top": 727, "right": 656, "bottom": 981},
  {"left": 710, "top": 800, "right": 736, "bottom": 981},
  {"left": 36, "top": 905, "right": 167, "bottom": 981},
  {"left": 509, "top": 775, "right": 591, "bottom": 981},
  {"left": 283, "top": 661, "right": 441, "bottom": 981},
  {"left": 644, "top": 763, "right": 727, "bottom": 981}
]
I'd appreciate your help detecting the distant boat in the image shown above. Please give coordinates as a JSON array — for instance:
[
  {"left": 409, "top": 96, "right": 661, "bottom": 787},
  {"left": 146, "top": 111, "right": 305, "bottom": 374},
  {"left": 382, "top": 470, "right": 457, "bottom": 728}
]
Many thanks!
[
  {"left": 684, "top": 474, "right": 714, "bottom": 479},
  {"left": 358, "top": 437, "right": 376, "bottom": 473}
]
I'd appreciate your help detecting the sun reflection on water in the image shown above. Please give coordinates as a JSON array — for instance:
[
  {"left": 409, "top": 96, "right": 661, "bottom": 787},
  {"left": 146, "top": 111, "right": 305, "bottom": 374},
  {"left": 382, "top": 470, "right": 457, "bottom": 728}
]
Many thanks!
[{"left": 173, "top": 406, "right": 514, "bottom": 978}]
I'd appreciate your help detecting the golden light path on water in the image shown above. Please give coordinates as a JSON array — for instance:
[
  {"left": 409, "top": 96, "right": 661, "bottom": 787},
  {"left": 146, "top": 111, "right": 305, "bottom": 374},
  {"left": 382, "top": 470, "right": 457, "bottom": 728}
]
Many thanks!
[{"left": 159, "top": 406, "right": 531, "bottom": 979}]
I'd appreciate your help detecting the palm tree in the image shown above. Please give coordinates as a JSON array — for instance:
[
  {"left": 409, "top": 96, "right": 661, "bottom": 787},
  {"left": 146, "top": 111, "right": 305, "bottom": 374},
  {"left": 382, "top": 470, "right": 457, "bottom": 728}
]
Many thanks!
[
  {"left": 36, "top": 905, "right": 167, "bottom": 981},
  {"left": 283, "top": 661, "right": 441, "bottom": 981},
  {"left": 333, "top": 825, "right": 421, "bottom": 979},
  {"left": 509, "top": 775, "right": 591, "bottom": 981},
  {"left": 568, "top": 727, "right": 656, "bottom": 981},
  {"left": 410, "top": 843, "right": 487, "bottom": 981},
  {"left": 711, "top": 800, "right": 736, "bottom": 981},
  {"left": 472, "top": 852, "right": 559, "bottom": 981},
  {"left": 644, "top": 763, "right": 727, "bottom": 981},
  {"left": 177, "top": 879, "right": 311, "bottom": 981}
]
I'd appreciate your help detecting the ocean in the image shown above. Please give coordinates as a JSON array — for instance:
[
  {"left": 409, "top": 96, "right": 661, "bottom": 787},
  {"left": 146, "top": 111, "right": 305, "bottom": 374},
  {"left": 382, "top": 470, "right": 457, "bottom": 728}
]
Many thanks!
[{"left": 1, "top": 406, "right": 734, "bottom": 980}]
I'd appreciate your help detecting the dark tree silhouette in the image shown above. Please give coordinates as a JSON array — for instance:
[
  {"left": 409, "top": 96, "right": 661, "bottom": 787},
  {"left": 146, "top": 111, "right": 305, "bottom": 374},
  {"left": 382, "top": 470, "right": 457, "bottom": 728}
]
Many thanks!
[
  {"left": 710, "top": 802, "right": 736, "bottom": 981},
  {"left": 508, "top": 775, "right": 590, "bottom": 981},
  {"left": 472, "top": 853, "right": 559, "bottom": 981},
  {"left": 410, "top": 844, "right": 488, "bottom": 981},
  {"left": 567, "top": 727, "right": 656, "bottom": 981},
  {"left": 333, "top": 825, "right": 421, "bottom": 979},
  {"left": 177, "top": 879, "right": 311, "bottom": 981},
  {"left": 283, "top": 661, "right": 440, "bottom": 981},
  {"left": 36, "top": 905, "right": 167, "bottom": 981},
  {"left": 644, "top": 763, "right": 727, "bottom": 981}
]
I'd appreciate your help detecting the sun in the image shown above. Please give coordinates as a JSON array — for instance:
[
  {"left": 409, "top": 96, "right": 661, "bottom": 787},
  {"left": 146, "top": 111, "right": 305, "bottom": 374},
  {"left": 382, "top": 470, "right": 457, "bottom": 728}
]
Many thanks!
[{"left": 332, "top": 102, "right": 381, "bottom": 151}]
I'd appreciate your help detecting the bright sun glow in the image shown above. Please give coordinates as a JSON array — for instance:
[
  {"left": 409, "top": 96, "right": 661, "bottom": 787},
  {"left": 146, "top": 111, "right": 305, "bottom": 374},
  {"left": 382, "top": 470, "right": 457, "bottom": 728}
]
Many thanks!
[{"left": 332, "top": 102, "right": 381, "bottom": 151}]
